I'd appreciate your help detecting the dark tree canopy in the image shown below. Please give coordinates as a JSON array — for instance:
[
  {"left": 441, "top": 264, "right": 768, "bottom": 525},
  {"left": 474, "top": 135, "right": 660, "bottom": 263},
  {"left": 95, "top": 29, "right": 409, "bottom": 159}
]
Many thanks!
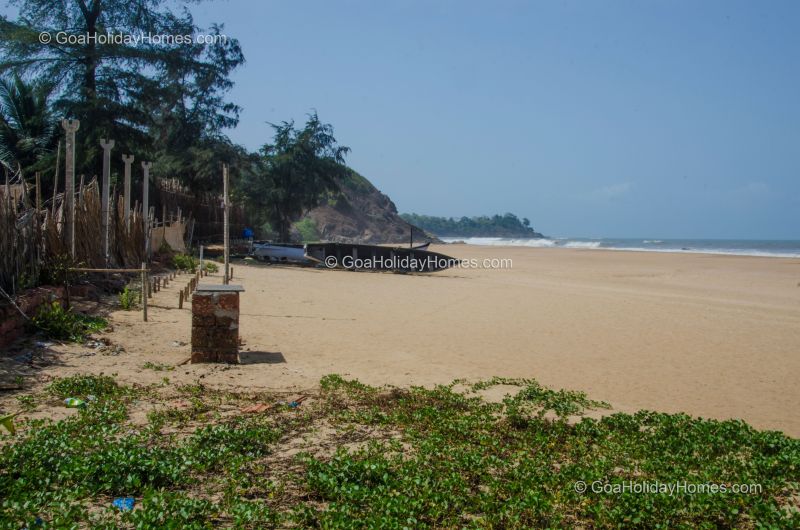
[
  {"left": 0, "top": 0, "right": 243, "bottom": 179},
  {"left": 400, "top": 212, "right": 543, "bottom": 238},
  {"left": 242, "top": 113, "right": 351, "bottom": 241}
]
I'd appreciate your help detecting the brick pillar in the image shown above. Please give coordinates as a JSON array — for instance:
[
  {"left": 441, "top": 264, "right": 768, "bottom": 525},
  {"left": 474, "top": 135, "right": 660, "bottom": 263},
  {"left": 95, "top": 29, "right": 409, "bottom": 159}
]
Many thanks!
[{"left": 191, "top": 284, "right": 244, "bottom": 363}]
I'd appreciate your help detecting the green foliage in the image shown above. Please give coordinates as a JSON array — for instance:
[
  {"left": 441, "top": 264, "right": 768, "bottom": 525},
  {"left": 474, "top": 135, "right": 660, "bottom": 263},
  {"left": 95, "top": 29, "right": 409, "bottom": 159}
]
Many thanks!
[
  {"left": 401, "top": 212, "right": 543, "bottom": 238},
  {"left": 38, "top": 253, "right": 83, "bottom": 290},
  {"left": 1, "top": 374, "right": 797, "bottom": 528},
  {"left": 293, "top": 217, "right": 320, "bottom": 242},
  {"left": 241, "top": 112, "right": 350, "bottom": 241},
  {"left": 15, "top": 395, "right": 36, "bottom": 411},
  {"left": 116, "top": 490, "right": 218, "bottom": 529},
  {"left": 302, "top": 378, "right": 800, "bottom": 528},
  {"left": 340, "top": 168, "right": 373, "bottom": 194},
  {"left": 471, "top": 376, "right": 610, "bottom": 424},
  {"left": 142, "top": 362, "right": 174, "bottom": 372},
  {"left": 0, "top": 74, "right": 57, "bottom": 179},
  {"left": 118, "top": 285, "right": 139, "bottom": 311},
  {"left": 203, "top": 261, "right": 219, "bottom": 274},
  {"left": 29, "top": 302, "right": 107, "bottom": 342},
  {"left": 172, "top": 253, "right": 197, "bottom": 272},
  {"left": 0, "top": 0, "right": 244, "bottom": 183},
  {"left": 47, "top": 374, "right": 122, "bottom": 399}
]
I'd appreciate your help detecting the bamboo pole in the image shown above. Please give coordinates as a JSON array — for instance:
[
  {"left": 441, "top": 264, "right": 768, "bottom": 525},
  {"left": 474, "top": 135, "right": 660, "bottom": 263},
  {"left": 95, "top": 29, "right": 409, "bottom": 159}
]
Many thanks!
[
  {"left": 142, "top": 162, "right": 152, "bottom": 260},
  {"left": 68, "top": 267, "right": 149, "bottom": 273}
]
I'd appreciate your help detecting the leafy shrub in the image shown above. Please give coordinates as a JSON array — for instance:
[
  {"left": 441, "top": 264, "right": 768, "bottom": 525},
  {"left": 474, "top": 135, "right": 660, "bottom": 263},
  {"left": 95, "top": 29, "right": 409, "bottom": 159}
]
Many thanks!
[
  {"left": 47, "top": 374, "right": 122, "bottom": 398},
  {"left": 142, "top": 361, "right": 174, "bottom": 372},
  {"left": 118, "top": 490, "right": 218, "bottom": 529},
  {"left": 118, "top": 285, "right": 139, "bottom": 310},
  {"left": 471, "top": 377, "right": 609, "bottom": 424},
  {"left": 29, "top": 302, "right": 107, "bottom": 342},
  {"left": 203, "top": 261, "right": 219, "bottom": 273},
  {"left": 293, "top": 217, "right": 320, "bottom": 242},
  {"left": 172, "top": 253, "right": 196, "bottom": 272}
]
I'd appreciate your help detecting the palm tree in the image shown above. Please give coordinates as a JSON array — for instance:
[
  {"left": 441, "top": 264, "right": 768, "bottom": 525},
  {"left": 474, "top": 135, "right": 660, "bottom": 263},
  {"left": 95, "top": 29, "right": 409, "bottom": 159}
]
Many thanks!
[{"left": 0, "top": 74, "right": 57, "bottom": 179}]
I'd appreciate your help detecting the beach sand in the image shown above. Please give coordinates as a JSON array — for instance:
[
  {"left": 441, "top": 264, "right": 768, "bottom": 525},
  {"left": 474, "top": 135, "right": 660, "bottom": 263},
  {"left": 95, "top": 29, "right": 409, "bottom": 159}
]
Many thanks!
[{"left": 11, "top": 245, "right": 800, "bottom": 435}]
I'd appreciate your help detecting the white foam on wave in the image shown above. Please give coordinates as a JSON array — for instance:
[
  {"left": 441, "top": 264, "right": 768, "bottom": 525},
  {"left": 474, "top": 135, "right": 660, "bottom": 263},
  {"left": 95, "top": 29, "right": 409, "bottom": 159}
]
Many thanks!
[
  {"left": 442, "top": 237, "right": 800, "bottom": 258},
  {"left": 606, "top": 246, "right": 800, "bottom": 258},
  {"left": 441, "top": 237, "right": 557, "bottom": 247},
  {"left": 562, "top": 241, "right": 602, "bottom": 249}
]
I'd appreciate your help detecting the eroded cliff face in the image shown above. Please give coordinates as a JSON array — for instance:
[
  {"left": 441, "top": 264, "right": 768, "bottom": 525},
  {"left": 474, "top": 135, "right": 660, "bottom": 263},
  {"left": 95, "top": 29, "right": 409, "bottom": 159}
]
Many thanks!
[{"left": 295, "top": 170, "right": 436, "bottom": 244}]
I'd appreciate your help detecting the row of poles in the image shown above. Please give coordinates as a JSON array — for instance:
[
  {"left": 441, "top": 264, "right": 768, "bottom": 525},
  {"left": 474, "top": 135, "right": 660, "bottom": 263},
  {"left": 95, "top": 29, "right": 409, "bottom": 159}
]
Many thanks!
[
  {"left": 61, "top": 119, "right": 231, "bottom": 283},
  {"left": 60, "top": 119, "right": 233, "bottom": 324},
  {"left": 61, "top": 119, "right": 153, "bottom": 265}
]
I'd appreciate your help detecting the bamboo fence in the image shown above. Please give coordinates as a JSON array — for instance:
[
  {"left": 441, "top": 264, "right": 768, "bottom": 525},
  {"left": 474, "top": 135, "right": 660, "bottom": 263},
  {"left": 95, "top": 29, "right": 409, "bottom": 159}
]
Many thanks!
[{"left": 1, "top": 177, "right": 146, "bottom": 294}]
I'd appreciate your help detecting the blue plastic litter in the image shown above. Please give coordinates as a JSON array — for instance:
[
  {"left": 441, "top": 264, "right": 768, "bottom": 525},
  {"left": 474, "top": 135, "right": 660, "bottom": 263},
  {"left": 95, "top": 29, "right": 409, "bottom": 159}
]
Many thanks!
[
  {"left": 112, "top": 497, "right": 135, "bottom": 511},
  {"left": 23, "top": 517, "right": 43, "bottom": 529}
]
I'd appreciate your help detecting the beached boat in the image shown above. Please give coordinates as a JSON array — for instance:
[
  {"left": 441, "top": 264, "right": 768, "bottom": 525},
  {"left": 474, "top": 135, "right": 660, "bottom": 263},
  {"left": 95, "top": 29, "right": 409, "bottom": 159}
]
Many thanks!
[
  {"left": 304, "top": 243, "right": 459, "bottom": 272},
  {"left": 252, "top": 242, "right": 310, "bottom": 263}
]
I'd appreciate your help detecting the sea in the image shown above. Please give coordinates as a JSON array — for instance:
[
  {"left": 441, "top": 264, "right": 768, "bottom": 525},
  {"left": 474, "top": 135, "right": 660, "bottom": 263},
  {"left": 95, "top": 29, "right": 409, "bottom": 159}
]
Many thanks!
[{"left": 440, "top": 237, "right": 800, "bottom": 258}]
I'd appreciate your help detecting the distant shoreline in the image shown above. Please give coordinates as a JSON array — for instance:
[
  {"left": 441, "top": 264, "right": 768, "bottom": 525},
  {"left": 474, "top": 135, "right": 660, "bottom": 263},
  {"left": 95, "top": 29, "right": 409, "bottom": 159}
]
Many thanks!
[{"left": 442, "top": 237, "right": 800, "bottom": 259}]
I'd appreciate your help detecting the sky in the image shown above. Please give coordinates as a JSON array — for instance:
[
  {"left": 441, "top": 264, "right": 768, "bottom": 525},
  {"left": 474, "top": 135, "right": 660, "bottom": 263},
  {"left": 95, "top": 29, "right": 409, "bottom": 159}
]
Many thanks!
[{"left": 5, "top": 0, "right": 800, "bottom": 238}]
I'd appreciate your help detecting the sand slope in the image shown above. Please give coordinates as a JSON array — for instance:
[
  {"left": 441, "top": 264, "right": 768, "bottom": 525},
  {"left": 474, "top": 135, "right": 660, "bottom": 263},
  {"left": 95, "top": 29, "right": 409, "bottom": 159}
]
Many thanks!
[{"left": 11, "top": 246, "right": 800, "bottom": 436}]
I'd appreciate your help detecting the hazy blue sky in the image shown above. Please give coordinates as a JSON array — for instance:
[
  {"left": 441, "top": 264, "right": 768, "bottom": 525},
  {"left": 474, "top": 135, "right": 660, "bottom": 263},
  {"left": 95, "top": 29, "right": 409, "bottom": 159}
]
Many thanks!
[{"left": 5, "top": 1, "right": 799, "bottom": 238}]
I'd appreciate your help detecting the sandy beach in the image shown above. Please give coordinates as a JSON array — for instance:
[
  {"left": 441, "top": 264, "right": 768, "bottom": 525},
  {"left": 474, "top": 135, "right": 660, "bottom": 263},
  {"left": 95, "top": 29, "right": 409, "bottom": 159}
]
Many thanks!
[{"left": 13, "top": 245, "right": 800, "bottom": 436}]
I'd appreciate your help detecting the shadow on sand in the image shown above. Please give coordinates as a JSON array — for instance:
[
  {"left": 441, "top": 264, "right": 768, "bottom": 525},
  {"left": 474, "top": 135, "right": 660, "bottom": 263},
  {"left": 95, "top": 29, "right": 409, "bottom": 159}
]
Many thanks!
[{"left": 238, "top": 351, "right": 286, "bottom": 365}]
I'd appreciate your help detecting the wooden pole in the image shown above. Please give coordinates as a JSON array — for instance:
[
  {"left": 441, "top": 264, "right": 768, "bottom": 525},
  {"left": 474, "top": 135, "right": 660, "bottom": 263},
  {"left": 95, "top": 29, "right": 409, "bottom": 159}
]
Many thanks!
[
  {"left": 142, "top": 162, "right": 152, "bottom": 260},
  {"left": 100, "top": 139, "right": 114, "bottom": 265},
  {"left": 61, "top": 119, "right": 80, "bottom": 258},
  {"left": 179, "top": 290, "right": 183, "bottom": 309},
  {"left": 223, "top": 164, "right": 230, "bottom": 285},
  {"left": 141, "top": 262, "right": 148, "bottom": 322},
  {"left": 122, "top": 154, "right": 134, "bottom": 231}
]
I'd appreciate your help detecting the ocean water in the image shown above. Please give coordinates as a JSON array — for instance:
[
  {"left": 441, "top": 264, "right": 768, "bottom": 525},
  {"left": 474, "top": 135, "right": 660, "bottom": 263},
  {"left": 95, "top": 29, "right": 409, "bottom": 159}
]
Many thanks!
[{"left": 440, "top": 237, "right": 800, "bottom": 258}]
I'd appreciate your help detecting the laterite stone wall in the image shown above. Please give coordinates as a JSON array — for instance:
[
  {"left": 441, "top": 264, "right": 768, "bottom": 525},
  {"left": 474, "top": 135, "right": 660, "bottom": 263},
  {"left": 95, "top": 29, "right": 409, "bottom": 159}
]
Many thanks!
[{"left": 191, "top": 286, "right": 243, "bottom": 363}]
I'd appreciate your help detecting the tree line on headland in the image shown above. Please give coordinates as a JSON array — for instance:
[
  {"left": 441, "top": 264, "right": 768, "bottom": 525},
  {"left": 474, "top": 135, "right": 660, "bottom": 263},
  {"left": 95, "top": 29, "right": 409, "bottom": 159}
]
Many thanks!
[{"left": 401, "top": 213, "right": 544, "bottom": 238}]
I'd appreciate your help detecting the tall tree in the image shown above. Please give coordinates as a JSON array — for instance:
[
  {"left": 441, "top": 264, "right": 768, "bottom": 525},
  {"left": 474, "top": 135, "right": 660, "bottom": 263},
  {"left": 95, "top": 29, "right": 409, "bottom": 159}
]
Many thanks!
[
  {"left": 0, "top": 0, "right": 243, "bottom": 177},
  {"left": 243, "top": 113, "right": 350, "bottom": 241},
  {"left": 0, "top": 74, "right": 57, "bottom": 180}
]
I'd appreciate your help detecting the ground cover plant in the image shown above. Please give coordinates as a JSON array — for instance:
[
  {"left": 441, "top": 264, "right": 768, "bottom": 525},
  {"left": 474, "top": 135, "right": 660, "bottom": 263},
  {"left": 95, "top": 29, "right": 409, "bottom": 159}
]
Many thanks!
[
  {"left": 118, "top": 285, "right": 139, "bottom": 311},
  {"left": 0, "top": 374, "right": 797, "bottom": 528},
  {"left": 28, "top": 302, "right": 108, "bottom": 343},
  {"left": 171, "top": 254, "right": 197, "bottom": 272}
]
